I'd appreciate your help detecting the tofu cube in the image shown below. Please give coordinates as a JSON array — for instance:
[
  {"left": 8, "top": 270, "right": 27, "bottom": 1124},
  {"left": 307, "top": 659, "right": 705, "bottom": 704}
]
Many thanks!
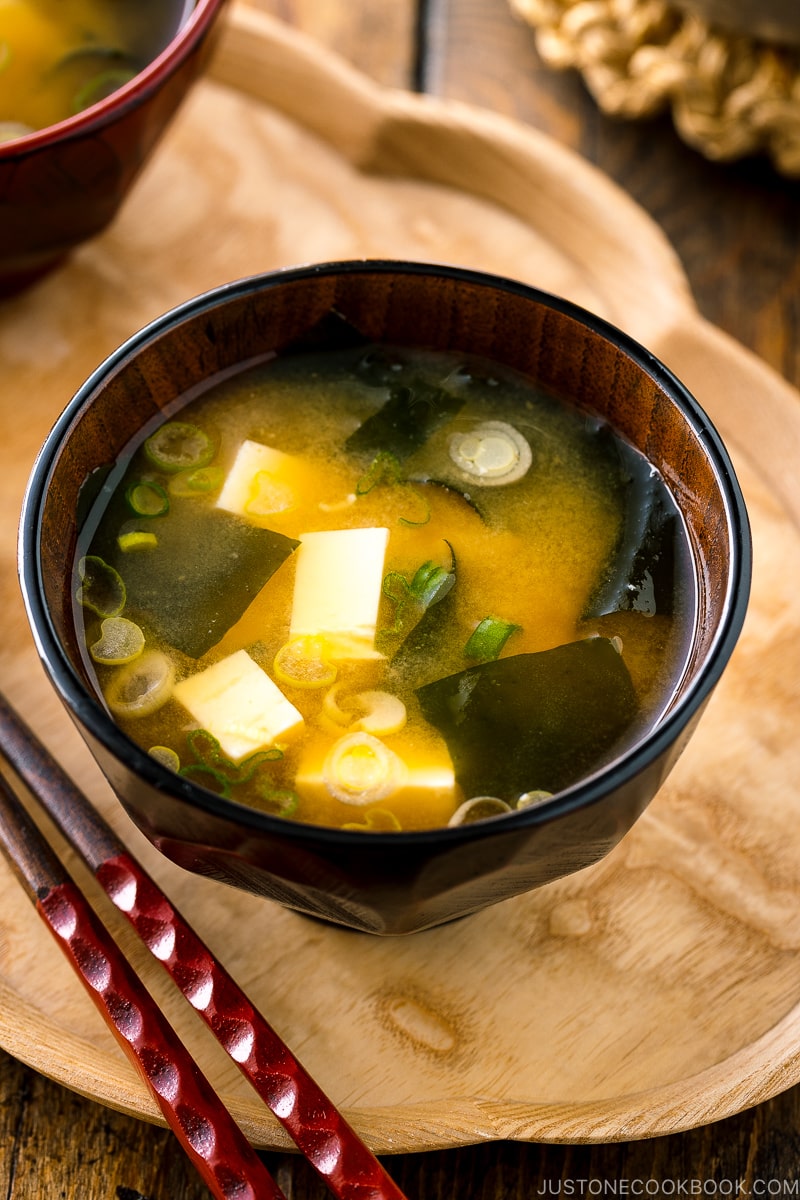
[
  {"left": 173, "top": 649, "right": 303, "bottom": 762},
  {"left": 289, "top": 527, "right": 390, "bottom": 660},
  {"left": 217, "top": 439, "right": 308, "bottom": 520}
]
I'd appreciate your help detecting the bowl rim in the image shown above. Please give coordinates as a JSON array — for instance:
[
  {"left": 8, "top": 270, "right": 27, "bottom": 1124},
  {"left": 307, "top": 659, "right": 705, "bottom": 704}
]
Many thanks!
[
  {"left": 0, "top": 0, "right": 227, "bottom": 158},
  {"left": 18, "top": 258, "right": 753, "bottom": 849}
]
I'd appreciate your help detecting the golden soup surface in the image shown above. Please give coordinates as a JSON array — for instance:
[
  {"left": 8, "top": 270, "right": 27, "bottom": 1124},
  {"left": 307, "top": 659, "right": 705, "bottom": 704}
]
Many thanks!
[{"left": 74, "top": 336, "right": 697, "bottom": 832}]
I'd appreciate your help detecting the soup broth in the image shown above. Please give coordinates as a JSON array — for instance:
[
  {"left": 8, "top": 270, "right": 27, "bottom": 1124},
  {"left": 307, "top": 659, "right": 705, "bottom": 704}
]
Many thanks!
[
  {"left": 74, "top": 327, "right": 697, "bottom": 832},
  {"left": 0, "top": 0, "right": 193, "bottom": 140}
]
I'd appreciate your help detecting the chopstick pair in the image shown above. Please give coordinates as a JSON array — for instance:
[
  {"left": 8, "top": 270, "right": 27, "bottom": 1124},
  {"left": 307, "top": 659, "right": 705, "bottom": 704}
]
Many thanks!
[{"left": 0, "top": 691, "right": 409, "bottom": 1200}]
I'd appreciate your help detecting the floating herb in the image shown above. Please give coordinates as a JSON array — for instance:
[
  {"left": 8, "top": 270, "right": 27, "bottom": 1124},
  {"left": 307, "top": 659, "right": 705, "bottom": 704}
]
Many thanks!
[
  {"left": 125, "top": 480, "right": 169, "bottom": 517},
  {"left": 255, "top": 785, "right": 299, "bottom": 818},
  {"left": 89, "top": 616, "right": 145, "bottom": 665},
  {"left": 76, "top": 555, "right": 126, "bottom": 618},
  {"left": 117, "top": 531, "right": 158, "bottom": 552},
  {"left": 104, "top": 650, "right": 175, "bottom": 719},
  {"left": 378, "top": 553, "right": 456, "bottom": 657},
  {"left": 463, "top": 616, "right": 522, "bottom": 662},
  {"left": 185, "top": 728, "right": 283, "bottom": 786},
  {"left": 144, "top": 421, "right": 216, "bottom": 473},
  {"left": 168, "top": 465, "right": 225, "bottom": 497}
]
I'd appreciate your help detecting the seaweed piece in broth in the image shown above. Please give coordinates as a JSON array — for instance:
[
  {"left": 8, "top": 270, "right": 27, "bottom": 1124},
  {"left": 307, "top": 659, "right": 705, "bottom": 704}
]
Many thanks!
[
  {"left": 584, "top": 428, "right": 681, "bottom": 619},
  {"left": 345, "top": 379, "right": 466, "bottom": 462},
  {"left": 92, "top": 506, "right": 299, "bottom": 659},
  {"left": 416, "top": 637, "right": 638, "bottom": 803}
]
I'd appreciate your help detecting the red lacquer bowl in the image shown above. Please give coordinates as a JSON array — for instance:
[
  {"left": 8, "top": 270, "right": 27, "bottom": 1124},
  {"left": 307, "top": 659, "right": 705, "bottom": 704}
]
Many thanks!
[{"left": 0, "top": 0, "right": 229, "bottom": 297}]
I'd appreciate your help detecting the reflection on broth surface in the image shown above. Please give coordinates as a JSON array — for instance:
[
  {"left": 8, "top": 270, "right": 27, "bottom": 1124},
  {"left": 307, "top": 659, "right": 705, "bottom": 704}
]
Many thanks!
[
  {"left": 0, "top": 0, "right": 194, "bottom": 140},
  {"left": 74, "top": 323, "right": 697, "bottom": 833}
]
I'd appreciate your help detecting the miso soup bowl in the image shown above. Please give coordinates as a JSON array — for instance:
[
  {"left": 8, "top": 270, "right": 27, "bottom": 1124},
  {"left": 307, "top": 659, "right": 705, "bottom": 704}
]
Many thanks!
[
  {"left": 0, "top": 0, "right": 228, "bottom": 297},
  {"left": 18, "top": 261, "right": 751, "bottom": 935}
]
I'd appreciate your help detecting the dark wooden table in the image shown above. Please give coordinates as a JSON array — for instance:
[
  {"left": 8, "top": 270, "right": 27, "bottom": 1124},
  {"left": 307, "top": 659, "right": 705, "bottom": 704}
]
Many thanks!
[{"left": 3, "top": 0, "right": 800, "bottom": 1195}]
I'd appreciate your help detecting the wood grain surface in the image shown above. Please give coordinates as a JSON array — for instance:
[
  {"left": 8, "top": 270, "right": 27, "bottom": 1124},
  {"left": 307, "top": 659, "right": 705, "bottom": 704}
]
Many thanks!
[{"left": 3, "top": 0, "right": 800, "bottom": 1197}]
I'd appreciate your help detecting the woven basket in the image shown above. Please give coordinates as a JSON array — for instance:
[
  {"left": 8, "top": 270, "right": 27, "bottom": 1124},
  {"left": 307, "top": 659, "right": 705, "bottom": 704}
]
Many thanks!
[{"left": 510, "top": 0, "right": 800, "bottom": 173}]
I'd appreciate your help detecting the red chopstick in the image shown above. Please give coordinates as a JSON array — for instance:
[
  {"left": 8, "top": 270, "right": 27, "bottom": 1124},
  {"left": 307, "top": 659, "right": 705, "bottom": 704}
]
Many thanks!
[
  {"left": 0, "top": 692, "right": 409, "bottom": 1200},
  {"left": 0, "top": 770, "right": 285, "bottom": 1200}
]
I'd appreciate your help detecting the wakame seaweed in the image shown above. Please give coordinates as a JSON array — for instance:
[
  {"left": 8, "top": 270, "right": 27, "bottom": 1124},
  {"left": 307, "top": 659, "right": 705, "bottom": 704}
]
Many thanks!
[
  {"left": 416, "top": 638, "right": 638, "bottom": 802},
  {"left": 345, "top": 379, "right": 465, "bottom": 461},
  {"left": 90, "top": 505, "right": 299, "bottom": 659},
  {"left": 584, "top": 427, "right": 682, "bottom": 619}
]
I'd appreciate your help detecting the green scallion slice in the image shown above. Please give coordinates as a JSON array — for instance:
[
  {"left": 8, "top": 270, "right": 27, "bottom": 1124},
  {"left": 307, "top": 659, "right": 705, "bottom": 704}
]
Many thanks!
[
  {"left": 89, "top": 616, "right": 145, "bottom": 665},
  {"left": 104, "top": 650, "right": 174, "bottom": 719},
  {"left": 356, "top": 450, "right": 403, "bottom": 495},
  {"left": 168, "top": 465, "right": 225, "bottom": 497},
  {"left": 72, "top": 67, "right": 136, "bottom": 114},
  {"left": 178, "top": 763, "right": 233, "bottom": 798},
  {"left": 125, "top": 480, "right": 169, "bottom": 517},
  {"left": 149, "top": 745, "right": 180, "bottom": 772},
  {"left": 256, "top": 786, "right": 299, "bottom": 818},
  {"left": 448, "top": 797, "right": 512, "bottom": 825},
  {"left": 378, "top": 554, "right": 456, "bottom": 658},
  {"left": 342, "top": 808, "right": 402, "bottom": 832},
  {"left": 144, "top": 421, "right": 216, "bottom": 473},
  {"left": 464, "top": 616, "right": 522, "bottom": 662},
  {"left": 76, "top": 556, "right": 126, "bottom": 618},
  {"left": 118, "top": 531, "right": 158, "bottom": 552}
]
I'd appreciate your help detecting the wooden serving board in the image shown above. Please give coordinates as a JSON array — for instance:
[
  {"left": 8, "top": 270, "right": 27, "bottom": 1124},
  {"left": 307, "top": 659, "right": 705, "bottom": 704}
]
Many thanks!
[{"left": 2, "top": 2, "right": 800, "bottom": 1152}]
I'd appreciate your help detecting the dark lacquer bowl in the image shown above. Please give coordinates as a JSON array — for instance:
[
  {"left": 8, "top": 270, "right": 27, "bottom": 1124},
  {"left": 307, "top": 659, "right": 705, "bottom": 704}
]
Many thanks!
[
  {"left": 0, "top": 0, "right": 228, "bottom": 297},
  {"left": 18, "top": 261, "right": 751, "bottom": 935}
]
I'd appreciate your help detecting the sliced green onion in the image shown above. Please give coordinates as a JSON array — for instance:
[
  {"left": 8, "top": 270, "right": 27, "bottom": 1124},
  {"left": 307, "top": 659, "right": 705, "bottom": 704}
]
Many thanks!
[
  {"left": 378, "top": 555, "right": 456, "bottom": 655},
  {"left": 118, "top": 530, "right": 158, "bottom": 552},
  {"left": 352, "top": 691, "right": 407, "bottom": 735},
  {"left": 76, "top": 556, "right": 126, "bottom": 618},
  {"left": 382, "top": 560, "right": 454, "bottom": 624},
  {"left": 516, "top": 790, "right": 553, "bottom": 809},
  {"left": 448, "top": 797, "right": 512, "bottom": 826},
  {"left": 398, "top": 487, "right": 431, "bottom": 527},
  {"left": 104, "top": 650, "right": 174, "bottom": 718},
  {"left": 322, "top": 733, "right": 404, "bottom": 805},
  {"left": 184, "top": 728, "right": 282, "bottom": 784},
  {"left": 255, "top": 786, "right": 299, "bottom": 818},
  {"left": 144, "top": 421, "right": 215, "bottom": 473},
  {"left": 343, "top": 809, "right": 402, "bottom": 832},
  {"left": 233, "top": 747, "right": 284, "bottom": 783},
  {"left": 178, "top": 763, "right": 232, "bottom": 798},
  {"left": 321, "top": 685, "right": 356, "bottom": 729},
  {"left": 274, "top": 636, "right": 337, "bottom": 690},
  {"left": 356, "top": 450, "right": 403, "bottom": 495},
  {"left": 464, "top": 616, "right": 522, "bottom": 662},
  {"left": 149, "top": 745, "right": 180, "bottom": 772},
  {"left": 89, "top": 616, "right": 145, "bottom": 665},
  {"left": 168, "top": 465, "right": 225, "bottom": 497},
  {"left": 186, "top": 727, "right": 225, "bottom": 765},
  {"left": 356, "top": 451, "right": 430, "bottom": 527},
  {"left": 125, "top": 480, "right": 169, "bottom": 517},
  {"left": 448, "top": 420, "right": 532, "bottom": 486},
  {"left": 72, "top": 67, "right": 136, "bottom": 114},
  {"left": 408, "top": 560, "right": 455, "bottom": 607}
]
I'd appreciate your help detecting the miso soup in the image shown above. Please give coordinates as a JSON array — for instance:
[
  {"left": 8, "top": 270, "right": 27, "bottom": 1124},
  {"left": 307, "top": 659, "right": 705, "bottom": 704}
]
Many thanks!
[
  {"left": 73, "top": 326, "right": 697, "bottom": 833},
  {"left": 0, "top": 0, "right": 194, "bottom": 141}
]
